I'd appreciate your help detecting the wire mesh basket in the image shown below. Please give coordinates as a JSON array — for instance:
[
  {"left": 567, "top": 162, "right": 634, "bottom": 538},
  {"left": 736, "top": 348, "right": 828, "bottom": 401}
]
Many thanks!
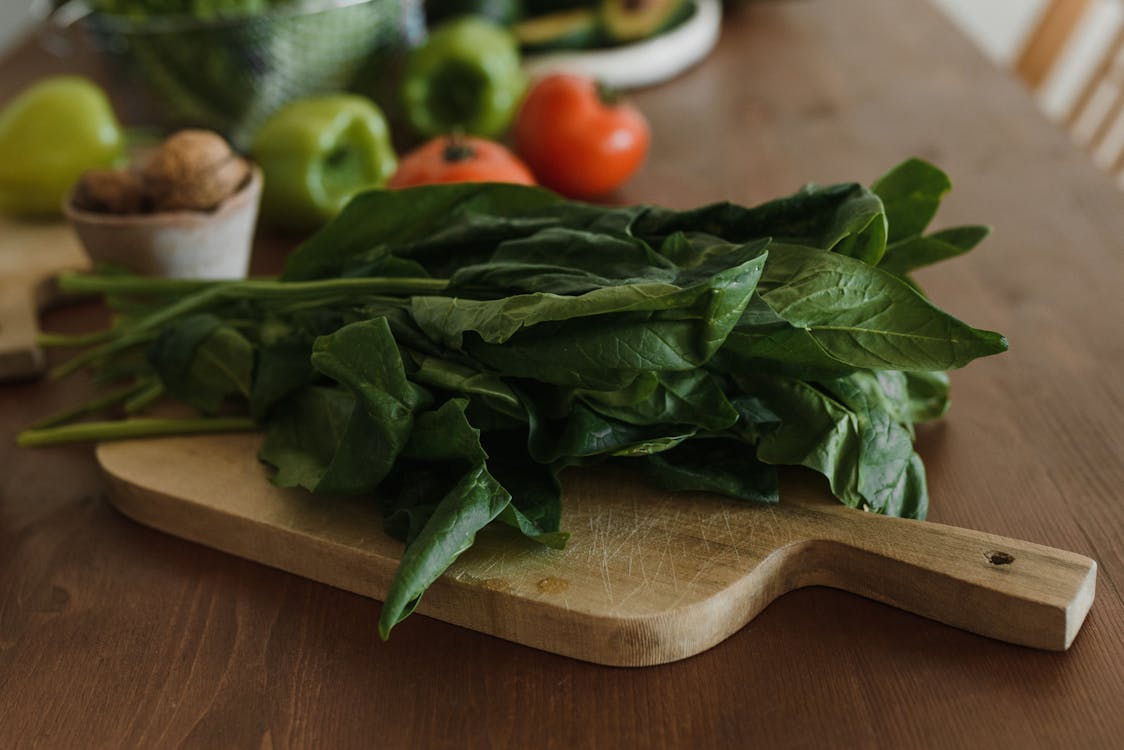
[{"left": 39, "top": 0, "right": 425, "bottom": 147}]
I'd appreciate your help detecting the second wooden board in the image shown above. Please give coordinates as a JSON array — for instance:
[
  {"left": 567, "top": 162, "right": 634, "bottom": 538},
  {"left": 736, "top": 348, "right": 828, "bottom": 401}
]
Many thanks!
[
  {"left": 0, "top": 215, "right": 89, "bottom": 380},
  {"left": 98, "top": 433, "right": 1097, "bottom": 666}
]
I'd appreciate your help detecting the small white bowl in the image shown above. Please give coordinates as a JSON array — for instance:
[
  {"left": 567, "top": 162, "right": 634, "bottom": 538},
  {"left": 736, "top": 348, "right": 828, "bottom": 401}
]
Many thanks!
[{"left": 64, "top": 166, "right": 262, "bottom": 280}]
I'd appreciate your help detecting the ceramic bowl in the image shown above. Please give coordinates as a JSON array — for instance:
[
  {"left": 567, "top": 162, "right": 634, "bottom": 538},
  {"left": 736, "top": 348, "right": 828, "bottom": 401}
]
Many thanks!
[{"left": 64, "top": 166, "right": 261, "bottom": 280}]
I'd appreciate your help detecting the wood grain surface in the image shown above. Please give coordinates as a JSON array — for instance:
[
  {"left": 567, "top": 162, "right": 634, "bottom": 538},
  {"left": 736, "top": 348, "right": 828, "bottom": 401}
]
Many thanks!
[
  {"left": 98, "top": 433, "right": 1096, "bottom": 663},
  {"left": 3, "top": 0, "right": 1124, "bottom": 747}
]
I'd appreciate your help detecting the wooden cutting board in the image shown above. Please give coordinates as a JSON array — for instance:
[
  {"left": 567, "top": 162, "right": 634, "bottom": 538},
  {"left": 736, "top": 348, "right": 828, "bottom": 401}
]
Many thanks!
[
  {"left": 97, "top": 433, "right": 1097, "bottom": 666},
  {"left": 0, "top": 215, "right": 90, "bottom": 380}
]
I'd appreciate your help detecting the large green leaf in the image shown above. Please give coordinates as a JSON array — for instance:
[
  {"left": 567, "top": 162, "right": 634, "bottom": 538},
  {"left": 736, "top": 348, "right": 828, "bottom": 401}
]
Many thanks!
[
  {"left": 450, "top": 228, "right": 677, "bottom": 295},
  {"left": 399, "top": 400, "right": 567, "bottom": 548},
  {"left": 303, "top": 317, "right": 428, "bottom": 488},
  {"left": 413, "top": 241, "right": 767, "bottom": 350},
  {"left": 462, "top": 251, "right": 768, "bottom": 388},
  {"left": 744, "top": 373, "right": 927, "bottom": 518},
  {"left": 879, "top": 225, "right": 990, "bottom": 277},
  {"left": 581, "top": 369, "right": 739, "bottom": 431},
  {"left": 716, "top": 294, "right": 855, "bottom": 378},
  {"left": 635, "top": 181, "right": 887, "bottom": 263},
  {"left": 402, "top": 398, "right": 487, "bottom": 465},
  {"left": 637, "top": 438, "right": 779, "bottom": 503},
  {"left": 282, "top": 183, "right": 566, "bottom": 281},
  {"left": 871, "top": 158, "right": 951, "bottom": 242},
  {"left": 412, "top": 282, "right": 685, "bottom": 349},
  {"left": 378, "top": 463, "right": 512, "bottom": 639},
  {"left": 745, "top": 374, "right": 863, "bottom": 507},
  {"left": 250, "top": 339, "right": 319, "bottom": 420},
  {"left": 259, "top": 386, "right": 388, "bottom": 494},
  {"left": 529, "top": 401, "right": 696, "bottom": 465},
  {"left": 408, "top": 353, "right": 525, "bottom": 420},
  {"left": 820, "top": 373, "right": 925, "bottom": 518},
  {"left": 484, "top": 430, "right": 569, "bottom": 548},
  {"left": 147, "top": 313, "right": 254, "bottom": 413},
  {"left": 468, "top": 316, "right": 703, "bottom": 390},
  {"left": 902, "top": 370, "right": 951, "bottom": 422},
  {"left": 757, "top": 244, "right": 1007, "bottom": 370}
]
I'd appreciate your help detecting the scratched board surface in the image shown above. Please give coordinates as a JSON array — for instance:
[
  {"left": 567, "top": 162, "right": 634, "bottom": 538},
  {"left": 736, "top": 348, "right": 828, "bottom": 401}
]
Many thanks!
[
  {"left": 100, "top": 433, "right": 804, "bottom": 663},
  {"left": 98, "top": 433, "right": 1096, "bottom": 665}
]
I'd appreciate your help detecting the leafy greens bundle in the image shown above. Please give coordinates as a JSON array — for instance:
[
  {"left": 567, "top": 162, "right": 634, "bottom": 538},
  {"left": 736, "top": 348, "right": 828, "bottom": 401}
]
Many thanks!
[{"left": 22, "top": 158, "right": 1007, "bottom": 637}]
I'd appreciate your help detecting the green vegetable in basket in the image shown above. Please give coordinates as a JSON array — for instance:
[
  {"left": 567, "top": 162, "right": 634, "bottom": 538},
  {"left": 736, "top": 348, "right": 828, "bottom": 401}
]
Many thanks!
[
  {"left": 514, "top": 8, "right": 601, "bottom": 52},
  {"left": 401, "top": 16, "right": 527, "bottom": 138},
  {"left": 0, "top": 76, "right": 124, "bottom": 217},
  {"left": 89, "top": 0, "right": 414, "bottom": 148},
  {"left": 252, "top": 93, "right": 398, "bottom": 232},
  {"left": 93, "top": 0, "right": 284, "bottom": 19},
  {"left": 600, "top": 0, "right": 692, "bottom": 44},
  {"left": 426, "top": 0, "right": 525, "bottom": 27}
]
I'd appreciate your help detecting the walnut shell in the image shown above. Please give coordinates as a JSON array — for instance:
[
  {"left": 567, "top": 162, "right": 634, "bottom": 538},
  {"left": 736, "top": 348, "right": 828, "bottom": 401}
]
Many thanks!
[
  {"left": 72, "top": 169, "right": 147, "bottom": 214},
  {"left": 143, "top": 129, "right": 251, "bottom": 212}
]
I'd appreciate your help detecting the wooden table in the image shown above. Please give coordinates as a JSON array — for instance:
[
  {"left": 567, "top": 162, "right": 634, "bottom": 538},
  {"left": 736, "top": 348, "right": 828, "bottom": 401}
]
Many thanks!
[{"left": 3, "top": 1, "right": 1123, "bottom": 747}]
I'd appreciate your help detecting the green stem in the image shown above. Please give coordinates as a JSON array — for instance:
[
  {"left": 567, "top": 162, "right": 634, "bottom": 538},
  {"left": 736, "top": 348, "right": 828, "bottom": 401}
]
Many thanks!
[
  {"left": 58, "top": 273, "right": 220, "bottom": 296},
  {"left": 274, "top": 293, "right": 409, "bottom": 315},
  {"left": 51, "top": 276, "right": 451, "bottom": 379},
  {"left": 91, "top": 354, "right": 153, "bottom": 385},
  {"left": 38, "top": 329, "right": 118, "bottom": 348},
  {"left": 124, "top": 381, "right": 166, "bottom": 414},
  {"left": 27, "top": 381, "right": 149, "bottom": 430},
  {"left": 50, "top": 336, "right": 154, "bottom": 381},
  {"left": 59, "top": 274, "right": 450, "bottom": 299},
  {"left": 596, "top": 80, "right": 623, "bottom": 107},
  {"left": 17, "top": 417, "right": 258, "bottom": 448},
  {"left": 227, "top": 277, "right": 450, "bottom": 299}
]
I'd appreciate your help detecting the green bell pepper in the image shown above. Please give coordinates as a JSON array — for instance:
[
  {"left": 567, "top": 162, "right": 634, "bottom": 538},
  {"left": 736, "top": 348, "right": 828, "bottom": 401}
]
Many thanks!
[
  {"left": 0, "top": 76, "right": 124, "bottom": 217},
  {"left": 401, "top": 16, "right": 526, "bottom": 139},
  {"left": 251, "top": 94, "right": 397, "bottom": 232}
]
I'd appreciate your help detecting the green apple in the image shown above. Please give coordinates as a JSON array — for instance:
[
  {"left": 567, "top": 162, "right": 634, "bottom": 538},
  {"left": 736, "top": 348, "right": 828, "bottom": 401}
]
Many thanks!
[
  {"left": 401, "top": 16, "right": 526, "bottom": 139},
  {"left": 0, "top": 76, "right": 124, "bottom": 217},
  {"left": 252, "top": 94, "right": 398, "bottom": 232}
]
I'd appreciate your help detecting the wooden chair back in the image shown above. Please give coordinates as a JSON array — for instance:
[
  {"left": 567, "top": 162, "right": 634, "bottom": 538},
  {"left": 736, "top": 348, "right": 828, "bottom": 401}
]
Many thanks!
[
  {"left": 1016, "top": 0, "right": 1092, "bottom": 89},
  {"left": 1016, "top": 0, "right": 1124, "bottom": 172}
]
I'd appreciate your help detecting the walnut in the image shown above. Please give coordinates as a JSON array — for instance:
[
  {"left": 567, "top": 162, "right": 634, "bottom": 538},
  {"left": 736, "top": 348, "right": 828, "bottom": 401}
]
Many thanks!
[
  {"left": 72, "top": 169, "right": 147, "bottom": 214},
  {"left": 142, "top": 129, "right": 250, "bottom": 212}
]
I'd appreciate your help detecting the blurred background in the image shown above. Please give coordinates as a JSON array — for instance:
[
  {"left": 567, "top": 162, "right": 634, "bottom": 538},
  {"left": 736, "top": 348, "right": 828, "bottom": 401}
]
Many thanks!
[
  {"left": 0, "top": 2, "right": 1056, "bottom": 66},
  {"left": 0, "top": 4, "right": 33, "bottom": 53},
  {"left": 2, "top": 1, "right": 1114, "bottom": 124},
  {"left": 0, "top": 2, "right": 1057, "bottom": 64},
  {"left": 6, "top": 1, "right": 1124, "bottom": 178}
]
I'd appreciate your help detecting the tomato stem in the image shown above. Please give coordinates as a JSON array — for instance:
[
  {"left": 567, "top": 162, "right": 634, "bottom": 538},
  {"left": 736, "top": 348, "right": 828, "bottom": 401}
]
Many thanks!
[
  {"left": 443, "top": 130, "right": 476, "bottom": 163},
  {"left": 596, "top": 81, "right": 623, "bottom": 107}
]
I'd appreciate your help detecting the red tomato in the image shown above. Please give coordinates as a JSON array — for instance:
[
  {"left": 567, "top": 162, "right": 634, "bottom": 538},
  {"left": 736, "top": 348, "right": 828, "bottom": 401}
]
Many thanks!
[
  {"left": 513, "top": 74, "right": 650, "bottom": 199},
  {"left": 388, "top": 135, "right": 535, "bottom": 188}
]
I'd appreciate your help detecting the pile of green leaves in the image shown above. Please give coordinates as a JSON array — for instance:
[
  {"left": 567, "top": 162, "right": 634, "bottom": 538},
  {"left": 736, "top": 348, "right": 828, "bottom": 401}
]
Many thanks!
[{"left": 23, "top": 158, "right": 1006, "bottom": 637}]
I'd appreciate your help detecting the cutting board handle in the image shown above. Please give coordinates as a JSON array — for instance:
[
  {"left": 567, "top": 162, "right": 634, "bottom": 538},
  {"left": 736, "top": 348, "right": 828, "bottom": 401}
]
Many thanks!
[
  {"left": 0, "top": 216, "right": 89, "bottom": 381},
  {"left": 797, "top": 508, "right": 1097, "bottom": 650}
]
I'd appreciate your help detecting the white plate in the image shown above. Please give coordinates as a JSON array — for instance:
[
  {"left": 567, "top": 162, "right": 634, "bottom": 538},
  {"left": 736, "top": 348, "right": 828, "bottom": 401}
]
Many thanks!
[{"left": 522, "top": 0, "right": 723, "bottom": 89}]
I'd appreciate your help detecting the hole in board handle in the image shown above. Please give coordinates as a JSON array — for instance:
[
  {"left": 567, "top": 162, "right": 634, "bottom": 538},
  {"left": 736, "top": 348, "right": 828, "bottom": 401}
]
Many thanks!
[{"left": 984, "top": 550, "right": 1015, "bottom": 566}]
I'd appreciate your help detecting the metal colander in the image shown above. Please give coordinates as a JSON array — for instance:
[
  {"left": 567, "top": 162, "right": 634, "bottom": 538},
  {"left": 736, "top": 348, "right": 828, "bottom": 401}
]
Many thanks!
[{"left": 40, "top": 0, "right": 425, "bottom": 147}]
